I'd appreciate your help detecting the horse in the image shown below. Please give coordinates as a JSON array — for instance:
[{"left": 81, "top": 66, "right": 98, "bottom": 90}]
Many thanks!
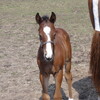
[
  {"left": 35, "top": 12, "right": 73, "bottom": 100},
  {"left": 88, "top": 0, "right": 100, "bottom": 99}
]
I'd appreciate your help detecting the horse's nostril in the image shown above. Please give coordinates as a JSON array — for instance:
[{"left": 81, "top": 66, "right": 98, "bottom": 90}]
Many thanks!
[
  {"left": 46, "top": 58, "right": 52, "bottom": 61},
  {"left": 44, "top": 53, "right": 53, "bottom": 61},
  {"left": 46, "top": 57, "right": 52, "bottom": 61}
]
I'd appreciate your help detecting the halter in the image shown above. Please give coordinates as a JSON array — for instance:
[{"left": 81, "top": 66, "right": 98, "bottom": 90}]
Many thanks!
[{"left": 40, "top": 41, "right": 54, "bottom": 47}]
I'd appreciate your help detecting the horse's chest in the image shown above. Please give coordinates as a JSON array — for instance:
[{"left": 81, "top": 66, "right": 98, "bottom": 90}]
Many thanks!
[
  {"left": 40, "top": 63, "right": 59, "bottom": 75},
  {"left": 39, "top": 62, "right": 53, "bottom": 74},
  {"left": 44, "top": 65, "right": 53, "bottom": 74}
]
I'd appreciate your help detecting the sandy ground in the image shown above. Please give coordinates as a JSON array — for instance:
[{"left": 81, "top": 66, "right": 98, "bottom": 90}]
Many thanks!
[{"left": 0, "top": 0, "right": 98, "bottom": 100}]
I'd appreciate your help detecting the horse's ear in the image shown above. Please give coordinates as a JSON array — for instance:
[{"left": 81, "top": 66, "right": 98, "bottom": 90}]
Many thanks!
[
  {"left": 35, "top": 13, "right": 42, "bottom": 24},
  {"left": 50, "top": 12, "right": 56, "bottom": 23}
]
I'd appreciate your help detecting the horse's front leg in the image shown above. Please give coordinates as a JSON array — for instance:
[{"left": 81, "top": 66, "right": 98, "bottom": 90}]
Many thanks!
[
  {"left": 40, "top": 73, "right": 50, "bottom": 100},
  {"left": 54, "top": 69, "right": 63, "bottom": 100}
]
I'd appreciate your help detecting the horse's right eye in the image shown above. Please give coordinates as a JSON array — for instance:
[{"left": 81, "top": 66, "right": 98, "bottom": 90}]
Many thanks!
[{"left": 39, "top": 35, "right": 42, "bottom": 40}]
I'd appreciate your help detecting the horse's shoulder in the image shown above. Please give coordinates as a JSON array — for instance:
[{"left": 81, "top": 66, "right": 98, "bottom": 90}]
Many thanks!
[
  {"left": 56, "top": 28, "right": 68, "bottom": 35},
  {"left": 55, "top": 28, "right": 69, "bottom": 40},
  {"left": 56, "top": 28, "right": 66, "bottom": 32}
]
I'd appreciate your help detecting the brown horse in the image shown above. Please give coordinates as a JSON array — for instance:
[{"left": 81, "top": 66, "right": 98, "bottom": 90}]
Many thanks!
[
  {"left": 35, "top": 12, "right": 73, "bottom": 100},
  {"left": 88, "top": 0, "right": 100, "bottom": 99}
]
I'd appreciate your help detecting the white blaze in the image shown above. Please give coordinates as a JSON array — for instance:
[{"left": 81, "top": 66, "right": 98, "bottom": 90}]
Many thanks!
[
  {"left": 43, "top": 26, "right": 53, "bottom": 59},
  {"left": 93, "top": 0, "right": 100, "bottom": 31}
]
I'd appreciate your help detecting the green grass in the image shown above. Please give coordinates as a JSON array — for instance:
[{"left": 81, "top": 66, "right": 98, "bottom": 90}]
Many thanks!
[{"left": 0, "top": 0, "right": 90, "bottom": 24}]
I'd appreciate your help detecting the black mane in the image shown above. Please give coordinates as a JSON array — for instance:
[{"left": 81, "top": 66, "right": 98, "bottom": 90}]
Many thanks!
[{"left": 42, "top": 16, "right": 49, "bottom": 22}]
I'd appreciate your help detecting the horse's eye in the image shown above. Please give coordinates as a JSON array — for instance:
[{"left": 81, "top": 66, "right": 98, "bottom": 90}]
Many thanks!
[
  {"left": 39, "top": 35, "right": 42, "bottom": 40},
  {"left": 53, "top": 33, "right": 56, "bottom": 39}
]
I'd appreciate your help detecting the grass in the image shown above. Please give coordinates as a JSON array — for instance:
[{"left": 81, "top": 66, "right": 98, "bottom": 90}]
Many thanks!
[{"left": 0, "top": 0, "right": 93, "bottom": 37}]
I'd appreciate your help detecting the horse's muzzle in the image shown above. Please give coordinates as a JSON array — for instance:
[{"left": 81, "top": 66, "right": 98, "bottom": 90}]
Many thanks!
[
  {"left": 44, "top": 55, "right": 53, "bottom": 62},
  {"left": 46, "top": 57, "right": 53, "bottom": 61}
]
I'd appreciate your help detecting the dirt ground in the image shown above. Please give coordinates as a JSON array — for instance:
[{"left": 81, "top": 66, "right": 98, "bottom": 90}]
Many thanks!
[{"left": 0, "top": 0, "right": 98, "bottom": 100}]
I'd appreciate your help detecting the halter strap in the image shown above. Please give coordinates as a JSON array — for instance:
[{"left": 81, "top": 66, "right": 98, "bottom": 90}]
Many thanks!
[{"left": 40, "top": 41, "right": 54, "bottom": 47}]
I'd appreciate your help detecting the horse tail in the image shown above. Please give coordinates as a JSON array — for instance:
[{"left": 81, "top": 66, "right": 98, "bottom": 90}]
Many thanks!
[
  {"left": 90, "top": 31, "right": 100, "bottom": 94},
  {"left": 88, "top": 0, "right": 100, "bottom": 94}
]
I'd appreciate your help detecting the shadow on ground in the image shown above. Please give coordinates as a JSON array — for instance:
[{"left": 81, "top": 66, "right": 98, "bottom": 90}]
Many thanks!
[
  {"left": 39, "top": 84, "right": 69, "bottom": 100},
  {"left": 73, "top": 76, "right": 98, "bottom": 100}
]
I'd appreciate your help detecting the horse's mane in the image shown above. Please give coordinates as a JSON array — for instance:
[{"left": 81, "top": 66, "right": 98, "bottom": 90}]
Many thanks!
[{"left": 42, "top": 16, "right": 49, "bottom": 22}]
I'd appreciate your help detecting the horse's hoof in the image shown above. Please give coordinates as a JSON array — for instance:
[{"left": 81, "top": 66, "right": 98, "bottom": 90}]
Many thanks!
[
  {"left": 54, "top": 93, "right": 62, "bottom": 100},
  {"left": 42, "top": 93, "right": 50, "bottom": 100},
  {"left": 68, "top": 98, "right": 74, "bottom": 100}
]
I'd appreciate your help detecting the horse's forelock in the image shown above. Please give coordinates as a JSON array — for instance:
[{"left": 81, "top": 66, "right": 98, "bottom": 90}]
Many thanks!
[{"left": 42, "top": 16, "right": 49, "bottom": 22}]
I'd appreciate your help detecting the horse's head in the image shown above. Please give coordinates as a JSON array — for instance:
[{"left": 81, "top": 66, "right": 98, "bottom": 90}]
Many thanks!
[{"left": 35, "top": 12, "right": 56, "bottom": 61}]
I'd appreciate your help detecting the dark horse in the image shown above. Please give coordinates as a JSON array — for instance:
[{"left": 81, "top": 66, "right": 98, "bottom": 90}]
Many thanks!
[
  {"left": 35, "top": 12, "right": 73, "bottom": 100},
  {"left": 88, "top": 0, "right": 100, "bottom": 99}
]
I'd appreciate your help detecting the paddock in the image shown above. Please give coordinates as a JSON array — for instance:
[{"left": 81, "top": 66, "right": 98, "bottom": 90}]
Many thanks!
[{"left": 0, "top": 0, "right": 98, "bottom": 100}]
